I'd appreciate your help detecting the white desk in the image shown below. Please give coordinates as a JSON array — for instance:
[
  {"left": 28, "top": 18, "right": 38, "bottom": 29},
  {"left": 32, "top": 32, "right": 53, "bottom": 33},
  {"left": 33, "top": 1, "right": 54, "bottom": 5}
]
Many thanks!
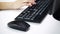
[{"left": 0, "top": 6, "right": 60, "bottom": 34}]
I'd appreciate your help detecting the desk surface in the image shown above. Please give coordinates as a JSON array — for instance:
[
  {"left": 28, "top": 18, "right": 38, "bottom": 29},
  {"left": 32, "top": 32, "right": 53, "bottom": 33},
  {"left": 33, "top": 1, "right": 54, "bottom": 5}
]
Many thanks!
[{"left": 0, "top": 6, "right": 60, "bottom": 34}]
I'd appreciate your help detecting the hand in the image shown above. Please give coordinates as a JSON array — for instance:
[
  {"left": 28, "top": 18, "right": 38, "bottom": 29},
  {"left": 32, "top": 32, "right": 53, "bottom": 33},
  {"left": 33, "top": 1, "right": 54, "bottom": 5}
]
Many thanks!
[{"left": 0, "top": 0, "right": 36, "bottom": 9}]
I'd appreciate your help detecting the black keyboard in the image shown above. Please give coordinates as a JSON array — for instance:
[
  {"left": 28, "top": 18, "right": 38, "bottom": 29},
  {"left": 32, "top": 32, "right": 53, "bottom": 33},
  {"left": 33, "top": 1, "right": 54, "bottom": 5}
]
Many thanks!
[{"left": 15, "top": 0, "right": 54, "bottom": 23}]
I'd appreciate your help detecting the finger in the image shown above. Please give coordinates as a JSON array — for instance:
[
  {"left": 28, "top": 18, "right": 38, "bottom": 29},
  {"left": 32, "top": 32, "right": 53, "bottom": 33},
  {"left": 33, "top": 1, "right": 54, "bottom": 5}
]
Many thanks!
[
  {"left": 27, "top": 3, "right": 32, "bottom": 6},
  {"left": 32, "top": 1, "right": 36, "bottom": 5},
  {"left": 28, "top": 0, "right": 36, "bottom": 5},
  {"left": 27, "top": 3, "right": 33, "bottom": 6},
  {"left": 22, "top": 2, "right": 31, "bottom": 6}
]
